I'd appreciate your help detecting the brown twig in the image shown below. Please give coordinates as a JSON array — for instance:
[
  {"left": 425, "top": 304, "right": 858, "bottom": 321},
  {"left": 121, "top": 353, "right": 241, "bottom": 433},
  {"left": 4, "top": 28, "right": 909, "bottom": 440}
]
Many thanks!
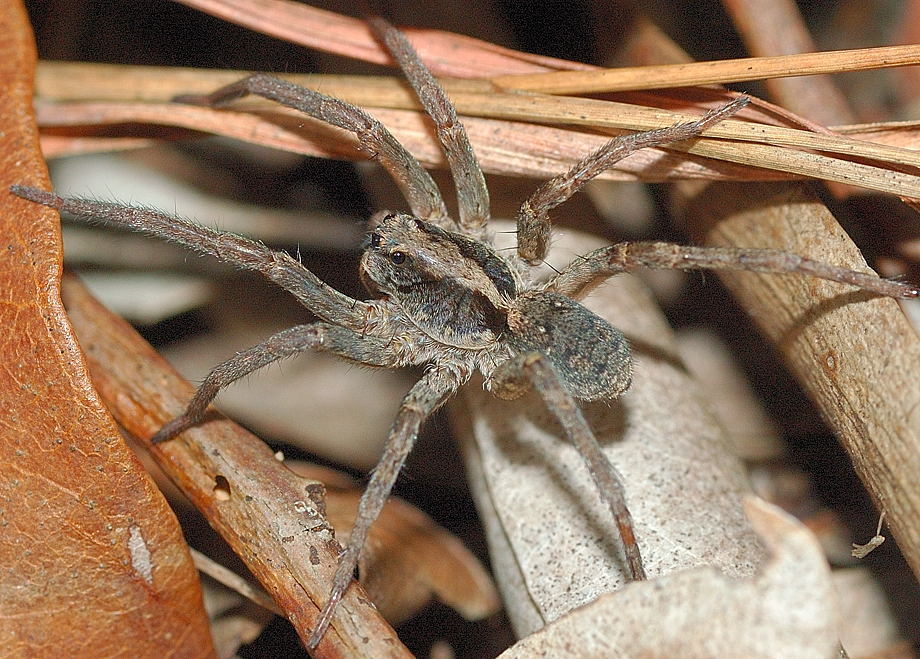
[{"left": 60, "top": 275, "right": 410, "bottom": 657}]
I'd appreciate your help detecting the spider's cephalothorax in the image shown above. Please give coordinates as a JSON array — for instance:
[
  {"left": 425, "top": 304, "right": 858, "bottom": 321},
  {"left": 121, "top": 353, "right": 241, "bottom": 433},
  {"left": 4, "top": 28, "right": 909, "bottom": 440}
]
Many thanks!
[
  {"left": 361, "top": 211, "right": 518, "bottom": 351},
  {"left": 11, "top": 15, "right": 917, "bottom": 650},
  {"left": 360, "top": 211, "right": 633, "bottom": 401}
]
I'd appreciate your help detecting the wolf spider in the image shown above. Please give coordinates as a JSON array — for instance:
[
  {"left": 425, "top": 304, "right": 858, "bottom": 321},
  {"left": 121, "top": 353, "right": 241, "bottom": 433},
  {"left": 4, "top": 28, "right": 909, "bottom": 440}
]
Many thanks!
[{"left": 13, "top": 17, "right": 917, "bottom": 649}]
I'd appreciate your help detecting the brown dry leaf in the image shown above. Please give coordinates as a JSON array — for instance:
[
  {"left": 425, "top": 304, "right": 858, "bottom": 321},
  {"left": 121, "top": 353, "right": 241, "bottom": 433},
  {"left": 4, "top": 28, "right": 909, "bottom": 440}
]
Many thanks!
[
  {"left": 59, "top": 275, "right": 409, "bottom": 657},
  {"left": 28, "top": 61, "right": 774, "bottom": 184},
  {"left": 287, "top": 462, "right": 500, "bottom": 626},
  {"left": 894, "top": 1, "right": 920, "bottom": 113},
  {"left": 172, "top": 0, "right": 580, "bottom": 76},
  {"left": 497, "top": 497, "right": 839, "bottom": 658},
  {"left": 0, "top": 2, "right": 214, "bottom": 655},
  {"left": 453, "top": 223, "right": 764, "bottom": 633}
]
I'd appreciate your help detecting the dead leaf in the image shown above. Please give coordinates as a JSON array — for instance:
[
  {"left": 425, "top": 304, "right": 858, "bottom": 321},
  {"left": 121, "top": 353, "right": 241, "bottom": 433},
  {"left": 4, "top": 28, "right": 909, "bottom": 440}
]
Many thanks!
[
  {"left": 173, "top": 0, "right": 581, "bottom": 76},
  {"left": 138, "top": 448, "right": 500, "bottom": 630},
  {"left": 491, "top": 44, "right": 920, "bottom": 96},
  {"left": 497, "top": 497, "right": 839, "bottom": 658},
  {"left": 833, "top": 567, "right": 903, "bottom": 656},
  {"left": 0, "top": 2, "right": 214, "bottom": 655},
  {"left": 675, "top": 327, "right": 785, "bottom": 462},
  {"left": 60, "top": 275, "right": 410, "bottom": 657}
]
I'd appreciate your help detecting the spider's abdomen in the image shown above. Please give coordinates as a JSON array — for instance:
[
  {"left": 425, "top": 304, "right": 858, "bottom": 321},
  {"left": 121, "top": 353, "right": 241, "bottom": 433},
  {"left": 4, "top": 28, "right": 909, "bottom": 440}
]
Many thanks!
[{"left": 507, "top": 292, "right": 632, "bottom": 401}]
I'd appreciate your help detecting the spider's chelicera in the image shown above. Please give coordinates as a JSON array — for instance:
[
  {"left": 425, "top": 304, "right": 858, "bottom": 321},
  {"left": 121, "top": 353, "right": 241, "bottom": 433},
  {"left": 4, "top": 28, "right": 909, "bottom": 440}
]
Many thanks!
[{"left": 11, "top": 16, "right": 917, "bottom": 649}]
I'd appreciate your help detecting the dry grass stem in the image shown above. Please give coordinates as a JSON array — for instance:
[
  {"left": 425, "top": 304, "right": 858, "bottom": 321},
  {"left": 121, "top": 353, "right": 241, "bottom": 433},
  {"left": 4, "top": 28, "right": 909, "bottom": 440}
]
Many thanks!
[
  {"left": 490, "top": 44, "right": 920, "bottom": 94},
  {"left": 33, "top": 62, "right": 920, "bottom": 200}
]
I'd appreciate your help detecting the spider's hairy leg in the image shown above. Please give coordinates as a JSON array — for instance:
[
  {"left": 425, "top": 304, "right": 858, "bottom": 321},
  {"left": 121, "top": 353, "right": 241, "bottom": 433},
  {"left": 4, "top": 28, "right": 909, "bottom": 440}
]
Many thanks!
[
  {"left": 548, "top": 241, "right": 920, "bottom": 301},
  {"left": 369, "top": 17, "right": 491, "bottom": 233},
  {"left": 10, "top": 186, "right": 372, "bottom": 330},
  {"left": 174, "top": 74, "right": 451, "bottom": 227},
  {"left": 151, "top": 323, "right": 397, "bottom": 444},
  {"left": 489, "top": 352, "right": 646, "bottom": 581},
  {"left": 516, "top": 97, "right": 750, "bottom": 264},
  {"left": 307, "top": 370, "right": 459, "bottom": 649}
]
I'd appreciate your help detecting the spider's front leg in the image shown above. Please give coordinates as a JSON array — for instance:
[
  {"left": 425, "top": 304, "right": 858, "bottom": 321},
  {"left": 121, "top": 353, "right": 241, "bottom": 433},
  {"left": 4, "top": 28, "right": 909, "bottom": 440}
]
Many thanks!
[
  {"left": 176, "top": 16, "right": 493, "bottom": 237},
  {"left": 307, "top": 369, "right": 460, "bottom": 649},
  {"left": 515, "top": 97, "right": 749, "bottom": 264},
  {"left": 151, "top": 323, "right": 398, "bottom": 444},
  {"left": 489, "top": 352, "right": 646, "bottom": 581},
  {"left": 174, "top": 74, "right": 451, "bottom": 228},
  {"left": 367, "top": 17, "right": 491, "bottom": 233},
  {"left": 548, "top": 241, "right": 919, "bottom": 301},
  {"left": 9, "top": 186, "right": 373, "bottom": 330}
]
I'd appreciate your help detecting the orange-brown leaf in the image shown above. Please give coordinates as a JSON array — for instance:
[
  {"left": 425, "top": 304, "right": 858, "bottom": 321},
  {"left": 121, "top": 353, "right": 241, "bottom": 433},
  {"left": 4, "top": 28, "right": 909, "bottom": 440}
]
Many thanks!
[{"left": 0, "top": 2, "right": 214, "bottom": 655}]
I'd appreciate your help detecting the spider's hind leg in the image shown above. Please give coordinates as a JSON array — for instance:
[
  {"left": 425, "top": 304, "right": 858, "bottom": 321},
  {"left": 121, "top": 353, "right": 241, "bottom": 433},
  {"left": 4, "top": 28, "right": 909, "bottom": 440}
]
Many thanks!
[
  {"left": 307, "top": 368, "right": 460, "bottom": 648},
  {"left": 548, "top": 241, "right": 920, "bottom": 301},
  {"left": 489, "top": 352, "right": 647, "bottom": 581}
]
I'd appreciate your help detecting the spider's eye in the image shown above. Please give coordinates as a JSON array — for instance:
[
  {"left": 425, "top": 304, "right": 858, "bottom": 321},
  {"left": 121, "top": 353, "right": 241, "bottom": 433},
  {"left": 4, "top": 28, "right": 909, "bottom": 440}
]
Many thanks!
[
  {"left": 370, "top": 232, "right": 382, "bottom": 248},
  {"left": 390, "top": 250, "right": 407, "bottom": 265}
]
